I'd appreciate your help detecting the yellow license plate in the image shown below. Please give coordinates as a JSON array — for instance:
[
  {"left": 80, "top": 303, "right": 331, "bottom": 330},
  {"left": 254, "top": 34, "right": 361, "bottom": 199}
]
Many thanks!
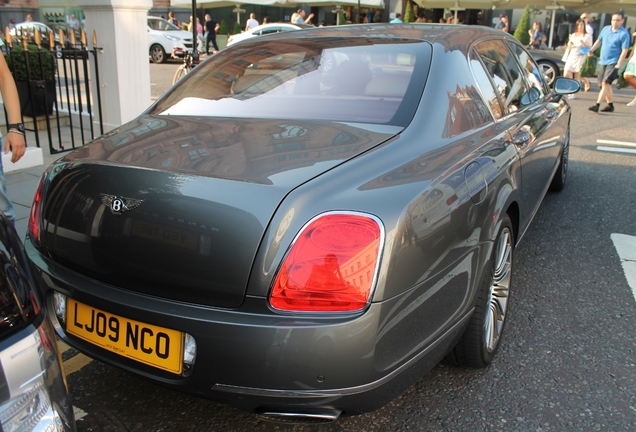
[
  {"left": 66, "top": 299, "right": 184, "bottom": 375},
  {"left": 132, "top": 220, "right": 199, "bottom": 251}
]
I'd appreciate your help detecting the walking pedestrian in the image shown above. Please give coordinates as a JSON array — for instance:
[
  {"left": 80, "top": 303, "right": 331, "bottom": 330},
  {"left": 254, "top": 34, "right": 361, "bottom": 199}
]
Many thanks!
[
  {"left": 495, "top": 13, "right": 509, "bottom": 33},
  {"left": 390, "top": 13, "right": 403, "bottom": 24},
  {"left": 563, "top": 19, "right": 592, "bottom": 99},
  {"left": 196, "top": 18, "right": 204, "bottom": 54},
  {"left": 623, "top": 39, "right": 636, "bottom": 106},
  {"left": 580, "top": 13, "right": 594, "bottom": 40},
  {"left": 0, "top": 38, "right": 26, "bottom": 226},
  {"left": 294, "top": 9, "right": 314, "bottom": 25},
  {"left": 68, "top": 14, "right": 80, "bottom": 31},
  {"left": 528, "top": 22, "right": 543, "bottom": 48},
  {"left": 245, "top": 13, "right": 259, "bottom": 31},
  {"left": 168, "top": 11, "right": 179, "bottom": 28},
  {"left": 204, "top": 14, "right": 220, "bottom": 54},
  {"left": 587, "top": 12, "right": 630, "bottom": 113}
]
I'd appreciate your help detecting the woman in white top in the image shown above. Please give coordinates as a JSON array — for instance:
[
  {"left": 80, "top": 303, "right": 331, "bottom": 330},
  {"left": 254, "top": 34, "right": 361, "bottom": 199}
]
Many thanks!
[
  {"left": 623, "top": 41, "right": 636, "bottom": 106},
  {"left": 563, "top": 19, "right": 593, "bottom": 98}
]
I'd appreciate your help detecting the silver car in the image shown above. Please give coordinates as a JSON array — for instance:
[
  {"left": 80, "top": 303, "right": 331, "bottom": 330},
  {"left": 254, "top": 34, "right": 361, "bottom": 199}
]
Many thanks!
[{"left": 0, "top": 214, "right": 75, "bottom": 431}]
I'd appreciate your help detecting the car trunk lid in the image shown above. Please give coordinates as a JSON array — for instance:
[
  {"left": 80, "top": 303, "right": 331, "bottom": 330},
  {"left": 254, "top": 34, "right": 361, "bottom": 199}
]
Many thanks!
[{"left": 35, "top": 115, "right": 400, "bottom": 308}]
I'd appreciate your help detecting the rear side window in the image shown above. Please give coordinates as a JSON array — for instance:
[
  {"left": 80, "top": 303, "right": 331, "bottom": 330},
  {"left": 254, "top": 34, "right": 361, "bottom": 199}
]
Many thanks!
[
  {"left": 151, "top": 37, "right": 431, "bottom": 126},
  {"left": 470, "top": 51, "right": 503, "bottom": 120},
  {"left": 473, "top": 40, "right": 530, "bottom": 114}
]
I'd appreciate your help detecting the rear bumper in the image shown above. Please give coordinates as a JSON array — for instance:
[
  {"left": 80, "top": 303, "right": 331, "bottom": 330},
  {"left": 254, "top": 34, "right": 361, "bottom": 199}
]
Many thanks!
[{"left": 27, "top": 239, "right": 469, "bottom": 415}]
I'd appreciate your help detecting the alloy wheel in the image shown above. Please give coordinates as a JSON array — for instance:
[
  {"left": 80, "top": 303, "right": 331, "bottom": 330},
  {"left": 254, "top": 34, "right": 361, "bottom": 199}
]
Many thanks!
[
  {"left": 485, "top": 227, "right": 512, "bottom": 352},
  {"left": 539, "top": 61, "right": 557, "bottom": 86}
]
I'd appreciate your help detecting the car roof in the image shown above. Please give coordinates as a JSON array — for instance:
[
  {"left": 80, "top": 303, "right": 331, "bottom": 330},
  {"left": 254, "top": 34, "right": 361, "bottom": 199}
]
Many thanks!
[{"left": 257, "top": 23, "right": 515, "bottom": 50}]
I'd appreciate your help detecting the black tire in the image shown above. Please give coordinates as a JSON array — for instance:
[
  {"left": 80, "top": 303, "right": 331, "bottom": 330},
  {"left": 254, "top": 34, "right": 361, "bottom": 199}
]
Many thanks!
[
  {"left": 538, "top": 60, "right": 559, "bottom": 87},
  {"left": 446, "top": 215, "right": 514, "bottom": 368},
  {"left": 150, "top": 44, "right": 166, "bottom": 64},
  {"left": 549, "top": 127, "right": 569, "bottom": 191}
]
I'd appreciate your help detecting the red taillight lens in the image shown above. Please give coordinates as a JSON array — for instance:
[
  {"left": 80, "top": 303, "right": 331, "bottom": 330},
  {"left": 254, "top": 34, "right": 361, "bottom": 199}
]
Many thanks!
[
  {"left": 28, "top": 174, "right": 45, "bottom": 246},
  {"left": 270, "top": 213, "right": 383, "bottom": 313}
]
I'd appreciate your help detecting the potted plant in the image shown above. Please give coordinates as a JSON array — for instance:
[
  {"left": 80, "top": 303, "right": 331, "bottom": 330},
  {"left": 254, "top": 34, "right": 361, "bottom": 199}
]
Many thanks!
[
  {"left": 5, "top": 43, "right": 57, "bottom": 117},
  {"left": 404, "top": 1, "right": 415, "bottom": 23},
  {"left": 513, "top": 5, "right": 532, "bottom": 46}
]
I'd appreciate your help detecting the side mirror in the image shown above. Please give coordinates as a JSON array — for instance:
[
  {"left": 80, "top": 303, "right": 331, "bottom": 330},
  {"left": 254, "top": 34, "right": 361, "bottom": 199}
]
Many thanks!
[
  {"left": 521, "top": 87, "right": 541, "bottom": 106},
  {"left": 554, "top": 77, "right": 581, "bottom": 95}
]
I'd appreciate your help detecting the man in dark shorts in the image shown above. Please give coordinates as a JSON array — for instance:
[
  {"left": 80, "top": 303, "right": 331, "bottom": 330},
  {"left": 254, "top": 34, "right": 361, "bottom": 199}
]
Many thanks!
[
  {"left": 204, "top": 14, "right": 220, "bottom": 54},
  {"left": 587, "top": 12, "right": 630, "bottom": 113}
]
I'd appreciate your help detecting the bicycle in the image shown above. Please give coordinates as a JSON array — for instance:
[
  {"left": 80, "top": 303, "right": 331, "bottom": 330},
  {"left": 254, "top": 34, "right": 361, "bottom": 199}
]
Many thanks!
[{"left": 172, "top": 49, "right": 200, "bottom": 85}]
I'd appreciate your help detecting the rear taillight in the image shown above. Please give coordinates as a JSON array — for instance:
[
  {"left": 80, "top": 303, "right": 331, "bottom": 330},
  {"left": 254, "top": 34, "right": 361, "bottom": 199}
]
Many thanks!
[
  {"left": 28, "top": 174, "right": 45, "bottom": 246},
  {"left": 270, "top": 212, "right": 383, "bottom": 313}
]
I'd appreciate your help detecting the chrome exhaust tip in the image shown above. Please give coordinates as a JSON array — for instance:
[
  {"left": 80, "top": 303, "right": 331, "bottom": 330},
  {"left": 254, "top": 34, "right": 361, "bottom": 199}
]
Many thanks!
[{"left": 256, "top": 409, "right": 342, "bottom": 424}]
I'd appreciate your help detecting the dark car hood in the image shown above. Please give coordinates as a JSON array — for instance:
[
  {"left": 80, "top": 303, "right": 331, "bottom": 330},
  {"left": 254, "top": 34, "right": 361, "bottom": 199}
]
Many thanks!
[{"left": 37, "top": 115, "right": 400, "bottom": 308}]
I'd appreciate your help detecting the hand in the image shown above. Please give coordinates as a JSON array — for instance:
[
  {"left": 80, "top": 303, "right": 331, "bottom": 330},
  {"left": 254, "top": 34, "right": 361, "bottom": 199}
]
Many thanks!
[{"left": 4, "top": 132, "right": 26, "bottom": 163}]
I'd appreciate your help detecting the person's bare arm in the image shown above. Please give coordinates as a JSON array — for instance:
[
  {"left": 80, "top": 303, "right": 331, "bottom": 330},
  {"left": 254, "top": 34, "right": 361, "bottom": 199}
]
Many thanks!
[
  {"left": 616, "top": 48, "right": 629, "bottom": 68},
  {"left": 0, "top": 52, "right": 25, "bottom": 163},
  {"left": 588, "top": 39, "right": 601, "bottom": 55}
]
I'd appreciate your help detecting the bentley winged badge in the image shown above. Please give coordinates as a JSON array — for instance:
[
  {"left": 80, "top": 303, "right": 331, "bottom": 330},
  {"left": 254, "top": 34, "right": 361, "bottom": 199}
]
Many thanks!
[{"left": 100, "top": 194, "right": 143, "bottom": 215}]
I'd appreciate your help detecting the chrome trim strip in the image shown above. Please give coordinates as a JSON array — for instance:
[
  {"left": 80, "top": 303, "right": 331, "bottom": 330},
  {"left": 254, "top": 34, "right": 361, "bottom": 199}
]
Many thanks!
[{"left": 257, "top": 410, "right": 341, "bottom": 422}]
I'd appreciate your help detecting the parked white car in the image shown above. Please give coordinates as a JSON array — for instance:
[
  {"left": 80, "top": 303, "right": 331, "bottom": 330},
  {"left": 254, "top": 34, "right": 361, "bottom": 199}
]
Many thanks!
[
  {"left": 148, "top": 16, "right": 193, "bottom": 63},
  {"left": 227, "top": 22, "right": 313, "bottom": 47}
]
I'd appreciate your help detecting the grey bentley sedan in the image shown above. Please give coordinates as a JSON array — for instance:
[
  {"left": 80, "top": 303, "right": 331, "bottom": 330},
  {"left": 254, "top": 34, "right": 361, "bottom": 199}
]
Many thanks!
[{"left": 26, "top": 24, "right": 577, "bottom": 422}]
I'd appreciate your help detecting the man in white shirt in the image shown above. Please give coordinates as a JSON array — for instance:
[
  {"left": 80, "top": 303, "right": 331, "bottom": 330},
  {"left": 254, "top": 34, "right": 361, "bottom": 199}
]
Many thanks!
[
  {"left": 580, "top": 13, "right": 594, "bottom": 39},
  {"left": 295, "top": 9, "right": 314, "bottom": 25},
  {"left": 68, "top": 14, "right": 80, "bottom": 31},
  {"left": 245, "top": 13, "right": 259, "bottom": 31}
]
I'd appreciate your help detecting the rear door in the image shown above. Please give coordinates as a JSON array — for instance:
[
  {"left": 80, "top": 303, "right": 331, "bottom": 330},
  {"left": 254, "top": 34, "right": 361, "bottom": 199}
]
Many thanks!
[{"left": 472, "top": 39, "right": 561, "bottom": 229}]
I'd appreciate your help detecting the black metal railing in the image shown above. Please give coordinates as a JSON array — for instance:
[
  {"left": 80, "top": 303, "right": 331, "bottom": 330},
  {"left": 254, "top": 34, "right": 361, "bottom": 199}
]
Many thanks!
[{"left": 2, "top": 26, "right": 103, "bottom": 155}]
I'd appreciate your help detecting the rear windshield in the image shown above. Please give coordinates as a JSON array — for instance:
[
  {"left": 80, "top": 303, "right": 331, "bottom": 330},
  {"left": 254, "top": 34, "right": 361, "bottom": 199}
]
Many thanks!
[{"left": 151, "top": 37, "right": 431, "bottom": 126}]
